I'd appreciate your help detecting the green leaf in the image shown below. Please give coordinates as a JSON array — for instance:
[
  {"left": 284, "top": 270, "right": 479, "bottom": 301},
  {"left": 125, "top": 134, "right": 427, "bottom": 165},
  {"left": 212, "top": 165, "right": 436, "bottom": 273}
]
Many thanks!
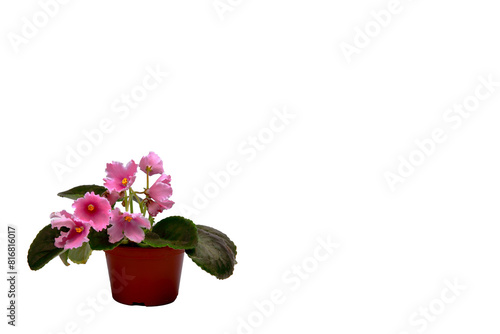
[
  {"left": 57, "top": 185, "right": 107, "bottom": 200},
  {"left": 144, "top": 216, "right": 198, "bottom": 249},
  {"left": 142, "top": 231, "right": 173, "bottom": 248},
  {"left": 186, "top": 225, "right": 237, "bottom": 280},
  {"left": 59, "top": 251, "right": 70, "bottom": 266},
  {"left": 68, "top": 242, "right": 92, "bottom": 264},
  {"left": 28, "top": 224, "right": 65, "bottom": 271},
  {"left": 88, "top": 228, "right": 120, "bottom": 251}
]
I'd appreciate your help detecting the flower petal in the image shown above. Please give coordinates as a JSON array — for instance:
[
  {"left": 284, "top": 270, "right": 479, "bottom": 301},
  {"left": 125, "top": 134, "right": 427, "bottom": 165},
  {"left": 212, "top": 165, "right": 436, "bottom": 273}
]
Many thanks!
[
  {"left": 131, "top": 213, "right": 151, "bottom": 229},
  {"left": 107, "top": 209, "right": 125, "bottom": 243},
  {"left": 103, "top": 190, "right": 124, "bottom": 206},
  {"left": 139, "top": 152, "right": 164, "bottom": 175},
  {"left": 146, "top": 200, "right": 163, "bottom": 217},
  {"left": 103, "top": 160, "right": 138, "bottom": 192},
  {"left": 146, "top": 199, "right": 174, "bottom": 217},
  {"left": 107, "top": 222, "right": 125, "bottom": 244},
  {"left": 54, "top": 231, "right": 69, "bottom": 248},
  {"left": 50, "top": 210, "right": 75, "bottom": 229},
  {"left": 73, "top": 192, "right": 111, "bottom": 231},
  {"left": 123, "top": 223, "right": 145, "bottom": 243},
  {"left": 149, "top": 175, "right": 173, "bottom": 203},
  {"left": 63, "top": 223, "right": 90, "bottom": 249}
]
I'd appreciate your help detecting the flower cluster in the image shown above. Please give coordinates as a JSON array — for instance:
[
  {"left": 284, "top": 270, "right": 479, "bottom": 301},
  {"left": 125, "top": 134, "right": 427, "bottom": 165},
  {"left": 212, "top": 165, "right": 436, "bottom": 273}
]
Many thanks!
[{"left": 51, "top": 152, "right": 174, "bottom": 249}]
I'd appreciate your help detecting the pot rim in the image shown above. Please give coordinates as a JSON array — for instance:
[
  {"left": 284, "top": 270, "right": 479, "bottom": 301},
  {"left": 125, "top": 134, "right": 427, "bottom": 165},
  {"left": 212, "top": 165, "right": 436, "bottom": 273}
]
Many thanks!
[{"left": 104, "top": 245, "right": 185, "bottom": 259}]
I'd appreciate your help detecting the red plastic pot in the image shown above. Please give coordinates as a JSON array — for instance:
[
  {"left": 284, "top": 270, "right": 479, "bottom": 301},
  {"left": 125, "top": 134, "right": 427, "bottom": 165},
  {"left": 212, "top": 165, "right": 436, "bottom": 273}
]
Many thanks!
[{"left": 104, "top": 245, "right": 184, "bottom": 306}]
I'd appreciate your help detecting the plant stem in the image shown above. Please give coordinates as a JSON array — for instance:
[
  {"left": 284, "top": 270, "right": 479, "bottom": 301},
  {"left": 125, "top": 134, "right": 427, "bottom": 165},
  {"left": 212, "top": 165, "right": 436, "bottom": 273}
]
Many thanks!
[
  {"left": 124, "top": 196, "right": 129, "bottom": 212},
  {"left": 129, "top": 189, "right": 133, "bottom": 213},
  {"left": 146, "top": 171, "right": 150, "bottom": 189},
  {"left": 136, "top": 194, "right": 145, "bottom": 215}
]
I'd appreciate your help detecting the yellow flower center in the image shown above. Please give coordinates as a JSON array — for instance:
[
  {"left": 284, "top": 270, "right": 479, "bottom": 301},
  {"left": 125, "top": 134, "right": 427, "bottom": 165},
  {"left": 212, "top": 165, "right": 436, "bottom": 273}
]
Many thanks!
[
  {"left": 146, "top": 166, "right": 152, "bottom": 173},
  {"left": 88, "top": 204, "right": 95, "bottom": 211},
  {"left": 124, "top": 216, "right": 132, "bottom": 222},
  {"left": 75, "top": 227, "right": 84, "bottom": 233},
  {"left": 122, "top": 178, "right": 128, "bottom": 186}
]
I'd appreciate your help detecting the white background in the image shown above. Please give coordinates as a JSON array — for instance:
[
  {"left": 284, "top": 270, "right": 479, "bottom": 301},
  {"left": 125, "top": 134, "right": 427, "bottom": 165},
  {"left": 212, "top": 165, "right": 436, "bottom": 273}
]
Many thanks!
[{"left": 1, "top": 0, "right": 500, "bottom": 333}]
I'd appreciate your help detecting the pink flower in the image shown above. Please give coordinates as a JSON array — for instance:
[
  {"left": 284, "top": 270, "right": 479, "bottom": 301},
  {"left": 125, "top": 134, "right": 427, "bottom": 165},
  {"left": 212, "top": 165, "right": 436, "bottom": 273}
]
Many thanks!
[
  {"left": 146, "top": 174, "right": 175, "bottom": 216},
  {"left": 107, "top": 209, "right": 151, "bottom": 243},
  {"left": 145, "top": 199, "right": 175, "bottom": 217},
  {"left": 73, "top": 192, "right": 111, "bottom": 231},
  {"left": 149, "top": 174, "right": 172, "bottom": 201},
  {"left": 103, "top": 160, "right": 138, "bottom": 192},
  {"left": 103, "top": 190, "right": 125, "bottom": 206},
  {"left": 51, "top": 211, "right": 90, "bottom": 249},
  {"left": 139, "top": 151, "right": 164, "bottom": 175}
]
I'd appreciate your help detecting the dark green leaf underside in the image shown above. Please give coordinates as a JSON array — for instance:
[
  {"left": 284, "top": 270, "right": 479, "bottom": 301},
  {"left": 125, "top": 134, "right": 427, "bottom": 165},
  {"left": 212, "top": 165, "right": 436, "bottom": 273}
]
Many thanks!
[
  {"left": 59, "top": 251, "right": 70, "bottom": 266},
  {"left": 186, "top": 225, "right": 237, "bottom": 280},
  {"left": 68, "top": 242, "right": 92, "bottom": 264}
]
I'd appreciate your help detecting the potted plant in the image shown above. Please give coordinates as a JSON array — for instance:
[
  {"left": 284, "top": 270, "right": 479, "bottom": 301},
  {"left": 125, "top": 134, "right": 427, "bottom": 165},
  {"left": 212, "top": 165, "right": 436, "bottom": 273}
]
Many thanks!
[{"left": 28, "top": 152, "right": 237, "bottom": 306}]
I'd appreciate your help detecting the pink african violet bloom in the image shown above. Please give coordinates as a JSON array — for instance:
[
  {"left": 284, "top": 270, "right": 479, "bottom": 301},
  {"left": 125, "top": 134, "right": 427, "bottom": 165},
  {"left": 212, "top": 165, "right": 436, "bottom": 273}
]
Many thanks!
[
  {"left": 139, "top": 151, "right": 164, "bottom": 175},
  {"left": 146, "top": 174, "right": 174, "bottom": 216},
  {"left": 146, "top": 199, "right": 175, "bottom": 217},
  {"left": 51, "top": 210, "right": 90, "bottom": 249},
  {"left": 148, "top": 174, "right": 173, "bottom": 201},
  {"left": 103, "top": 190, "right": 125, "bottom": 206},
  {"left": 73, "top": 192, "right": 111, "bottom": 231},
  {"left": 107, "top": 209, "right": 151, "bottom": 243},
  {"left": 103, "top": 160, "right": 138, "bottom": 192}
]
